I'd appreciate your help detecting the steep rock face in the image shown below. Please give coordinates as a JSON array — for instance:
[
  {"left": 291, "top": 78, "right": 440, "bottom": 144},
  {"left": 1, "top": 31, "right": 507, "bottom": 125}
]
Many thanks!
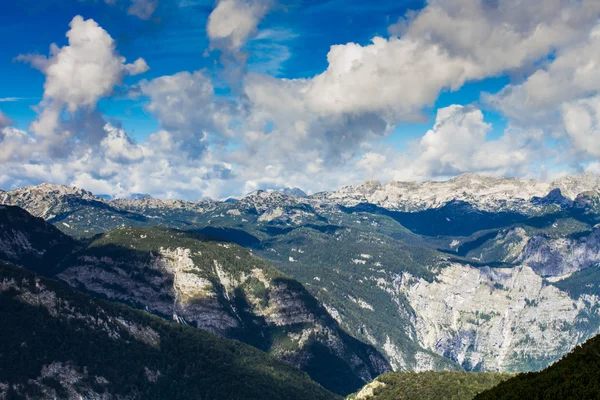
[
  {"left": 551, "top": 173, "right": 600, "bottom": 199},
  {"left": 520, "top": 228, "right": 600, "bottom": 276},
  {"left": 470, "top": 226, "right": 600, "bottom": 277},
  {"left": 574, "top": 190, "right": 600, "bottom": 212},
  {"left": 56, "top": 228, "right": 390, "bottom": 395},
  {"left": 59, "top": 246, "right": 240, "bottom": 334},
  {"left": 394, "top": 263, "right": 600, "bottom": 372},
  {"left": 467, "top": 227, "right": 530, "bottom": 264}
]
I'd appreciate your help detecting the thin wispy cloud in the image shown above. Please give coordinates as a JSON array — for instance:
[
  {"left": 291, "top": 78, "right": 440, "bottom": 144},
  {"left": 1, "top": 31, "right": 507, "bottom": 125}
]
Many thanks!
[{"left": 0, "top": 97, "right": 32, "bottom": 102}]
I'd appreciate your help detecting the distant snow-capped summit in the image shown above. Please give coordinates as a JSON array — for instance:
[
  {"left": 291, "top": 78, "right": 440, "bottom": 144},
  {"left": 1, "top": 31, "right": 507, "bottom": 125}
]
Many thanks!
[
  {"left": 0, "top": 183, "right": 104, "bottom": 219},
  {"left": 3, "top": 173, "right": 600, "bottom": 216},
  {"left": 326, "top": 173, "right": 600, "bottom": 212}
]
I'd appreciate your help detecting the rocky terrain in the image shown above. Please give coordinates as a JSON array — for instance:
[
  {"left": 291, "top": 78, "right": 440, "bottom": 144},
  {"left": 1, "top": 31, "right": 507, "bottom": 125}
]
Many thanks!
[{"left": 4, "top": 173, "right": 600, "bottom": 382}]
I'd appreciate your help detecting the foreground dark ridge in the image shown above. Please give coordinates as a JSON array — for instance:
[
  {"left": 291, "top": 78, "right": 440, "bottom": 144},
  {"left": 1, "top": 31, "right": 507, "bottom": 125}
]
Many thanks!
[{"left": 475, "top": 333, "right": 600, "bottom": 399}]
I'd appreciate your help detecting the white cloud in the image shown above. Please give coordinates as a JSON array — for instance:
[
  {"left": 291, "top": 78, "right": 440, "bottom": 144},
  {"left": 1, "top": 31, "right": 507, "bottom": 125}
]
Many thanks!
[
  {"left": 480, "top": 13, "right": 600, "bottom": 171},
  {"left": 412, "top": 106, "right": 542, "bottom": 178},
  {"left": 17, "top": 16, "right": 149, "bottom": 156},
  {"left": 415, "top": 105, "right": 491, "bottom": 176},
  {"left": 139, "top": 70, "right": 235, "bottom": 157},
  {"left": 207, "top": 0, "right": 273, "bottom": 52},
  {"left": 305, "top": 37, "right": 474, "bottom": 120},
  {"left": 350, "top": 106, "right": 543, "bottom": 183},
  {"left": 99, "top": 0, "right": 159, "bottom": 19},
  {"left": 27, "top": 16, "right": 145, "bottom": 112},
  {"left": 125, "top": 58, "right": 150, "bottom": 76},
  {"left": 357, "top": 152, "right": 387, "bottom": 175},
  {"left": 101, "top": 124, "right": 145, "bottom": 163},
  {"left": 562, "top": 97, "right": 600, "bottom": 158},
  {"left": 228, "top": 0, "right": 600, "bottom": 184},
  {"left": 302, "top": 0, "right": 600, "bottom": 121},
  {"left": 487, "top": 22, "right": 600, "bottom": 122},
  {"left": 396, "top": 0, "right": 600, "bottom": 75},
  {"left": 0, "top": 98, "right": 26, "bottom": 103},
  {"left": 6, "top": 0, "right": 600, "bottom": 198},
  {"left": 0, "top": 127, "right": 38, "bottom": 163}
]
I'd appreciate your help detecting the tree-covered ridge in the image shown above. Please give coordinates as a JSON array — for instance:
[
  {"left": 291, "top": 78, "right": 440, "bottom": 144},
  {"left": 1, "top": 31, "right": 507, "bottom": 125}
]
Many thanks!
[
  {"left": 0, "top": 261, "right": 339, "bottom": 400},
  {"left": 475, "top": 333, "right": 600, "bottom": 400},
  {"left": 348, "top": 371, "right": 511, "bottom": 400}
]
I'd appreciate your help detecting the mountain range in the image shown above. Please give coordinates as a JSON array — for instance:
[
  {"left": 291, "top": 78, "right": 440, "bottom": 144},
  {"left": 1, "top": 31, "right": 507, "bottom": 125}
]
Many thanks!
[{"left": 4, "top": 173, "right": 600, "bottom": 398}]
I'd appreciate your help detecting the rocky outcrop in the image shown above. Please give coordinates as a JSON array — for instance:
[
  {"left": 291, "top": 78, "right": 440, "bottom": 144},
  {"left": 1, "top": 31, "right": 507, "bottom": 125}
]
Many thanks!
[
  {"left": 0, "top": 361, "right": 120, "bottom": 400},
  {"left": 520, "top": 228, "right": 600, "bottom": 277},
  {"left": 530, "top": 188, "right": 573, "bottom": 208},
  {"left": 394, "top": 263, "right": 600, "bottom": 372}
]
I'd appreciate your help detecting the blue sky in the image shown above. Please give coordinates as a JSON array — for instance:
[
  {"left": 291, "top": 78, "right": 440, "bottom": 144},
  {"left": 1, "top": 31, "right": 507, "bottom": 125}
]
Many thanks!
[
  {"left": 0, "top": 0, "right": 599, "bottom": 199},
  {"left": 1, "top": 0, "right": 482, "bottom": 137}
]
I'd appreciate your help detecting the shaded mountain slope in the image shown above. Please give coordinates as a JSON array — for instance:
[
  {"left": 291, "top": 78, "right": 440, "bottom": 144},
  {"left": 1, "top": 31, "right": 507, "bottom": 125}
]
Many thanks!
[
  {"left": 0, "top": 261, "right": 339, "bottom": 400},
  {"left": 0, "top": 205, "right": 78, "bottom": 273}
]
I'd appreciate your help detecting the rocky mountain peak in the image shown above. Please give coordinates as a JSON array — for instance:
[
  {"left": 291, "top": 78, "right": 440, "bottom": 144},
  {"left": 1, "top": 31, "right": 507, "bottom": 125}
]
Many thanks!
[
  {"left": 531, "top": 188, "right": 573, "bottom": 208},
  {"left": 280, "top": 187, "right": 308, "bottom": 197}
]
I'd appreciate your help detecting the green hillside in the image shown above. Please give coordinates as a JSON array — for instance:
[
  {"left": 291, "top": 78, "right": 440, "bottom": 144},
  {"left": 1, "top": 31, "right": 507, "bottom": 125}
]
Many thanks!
[
  {"left": 348, "top": 371, "right": 511, "bottom": 400},
  {"left": 475, "top": 333, "right": 600, "bottom": 400},
  {"left": 0, "top": 262, "right": 339, "bottom": 400}
]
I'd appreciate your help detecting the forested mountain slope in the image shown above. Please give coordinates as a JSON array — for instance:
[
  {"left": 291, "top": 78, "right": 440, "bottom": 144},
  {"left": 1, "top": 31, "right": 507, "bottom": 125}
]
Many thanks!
[
  {"left": 0, "top": 262, "right": 339, "bottom": 400},
  {"left": 0, "top": 205, "right": 390, "bottom": 396}
]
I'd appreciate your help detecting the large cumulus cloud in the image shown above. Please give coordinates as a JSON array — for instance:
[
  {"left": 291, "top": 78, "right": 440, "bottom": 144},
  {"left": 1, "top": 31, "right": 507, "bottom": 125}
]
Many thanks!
[
  {"left": 4, "top": 0, "right": 600, "bottom": 199},
  {"left": 16, "top": 16, "right": 149, "bottom": 156}
]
